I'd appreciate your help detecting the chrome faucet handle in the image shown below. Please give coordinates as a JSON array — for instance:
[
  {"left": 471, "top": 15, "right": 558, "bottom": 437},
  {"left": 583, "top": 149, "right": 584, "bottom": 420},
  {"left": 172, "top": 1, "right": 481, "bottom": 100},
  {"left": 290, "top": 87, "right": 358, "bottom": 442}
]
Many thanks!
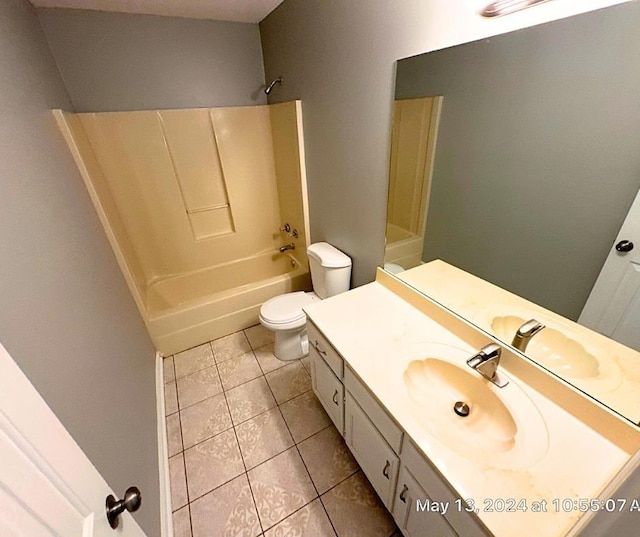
[
  {"left": 280, "top": 223, "right": 291, "bottom": 233},
  {"left": 479, "top": 343, "right": 501, "bottom": 362},
  {"left": 466, "top": 344, "right": 509, "bottom": 388},
  {"left": 512, "top": 319, "right": 545, "bottom": 351},
  {"left": 517, "top": 319, "right": 545, "bottom": 338}
]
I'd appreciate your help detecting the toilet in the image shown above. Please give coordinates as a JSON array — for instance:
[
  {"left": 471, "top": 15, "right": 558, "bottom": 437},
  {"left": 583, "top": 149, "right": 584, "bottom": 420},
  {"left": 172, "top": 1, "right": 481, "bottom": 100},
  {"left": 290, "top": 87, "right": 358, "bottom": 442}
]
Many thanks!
[{"left": 259, "top": 242, "right": 352, "bottom": 361}]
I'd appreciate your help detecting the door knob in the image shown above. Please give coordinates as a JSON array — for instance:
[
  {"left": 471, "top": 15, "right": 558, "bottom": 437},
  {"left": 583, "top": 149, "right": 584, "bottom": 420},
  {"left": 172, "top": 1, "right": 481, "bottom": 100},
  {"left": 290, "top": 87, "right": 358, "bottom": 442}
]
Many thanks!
[
  {"left": 615, "top": 240, "right": 634, "bottom": 253},
  {"left": 106, "top": 486, "right": 142, "bottom": 529}
]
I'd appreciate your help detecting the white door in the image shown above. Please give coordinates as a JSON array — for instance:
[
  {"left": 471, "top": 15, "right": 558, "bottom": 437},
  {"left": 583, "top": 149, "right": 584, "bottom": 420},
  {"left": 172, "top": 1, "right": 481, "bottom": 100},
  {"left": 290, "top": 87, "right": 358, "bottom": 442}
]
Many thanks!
[
  {"left": 579, "top": 187, "right": 640, "bottom": 351},
  {"left": 0, "top": 342, "right": 147, "bottom": 537}
]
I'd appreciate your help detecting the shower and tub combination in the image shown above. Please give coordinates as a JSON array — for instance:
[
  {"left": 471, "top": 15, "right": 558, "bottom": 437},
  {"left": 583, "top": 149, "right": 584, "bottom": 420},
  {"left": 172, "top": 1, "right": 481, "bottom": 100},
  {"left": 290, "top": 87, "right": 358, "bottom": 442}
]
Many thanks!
[{"left": 55, "top": 101, "right": 311, "bottom": 355}]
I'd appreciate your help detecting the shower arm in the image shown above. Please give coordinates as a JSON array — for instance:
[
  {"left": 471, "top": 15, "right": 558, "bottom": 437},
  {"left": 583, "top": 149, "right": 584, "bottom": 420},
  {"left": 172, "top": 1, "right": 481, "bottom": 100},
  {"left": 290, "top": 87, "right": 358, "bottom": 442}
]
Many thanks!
[{"left": 264, "top": 76, "right": 283, "bottom": 95}]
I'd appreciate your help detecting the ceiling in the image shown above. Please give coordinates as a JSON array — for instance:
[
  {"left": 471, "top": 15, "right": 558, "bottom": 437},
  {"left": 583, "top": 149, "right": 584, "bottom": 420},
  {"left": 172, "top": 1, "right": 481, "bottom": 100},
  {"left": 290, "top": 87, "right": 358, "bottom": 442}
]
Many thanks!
[{"left": 30, "top": 0, "right": 286, "bottom": 23}]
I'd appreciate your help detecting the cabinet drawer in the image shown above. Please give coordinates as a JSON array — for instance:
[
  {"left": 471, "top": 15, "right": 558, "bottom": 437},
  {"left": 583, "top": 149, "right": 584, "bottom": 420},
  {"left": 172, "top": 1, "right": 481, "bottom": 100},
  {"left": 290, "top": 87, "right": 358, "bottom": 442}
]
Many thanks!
[
  {"left": 308, "top": 321, "right": 343, "bottom": 378},
  {"left": 393, "top": 465, "right": 457, "bottom": 537},
  {"left": 344, "top": 392, "right": 399, "bottom": 510},
  {"left": 401, "top": 440, "right": 488, "bottom": 536},
  {"left": 344, "top": 366, "right": 403, "bottom": 453},
  {"left": 310, "top": 345, "right": 344, "bottom": 434}
]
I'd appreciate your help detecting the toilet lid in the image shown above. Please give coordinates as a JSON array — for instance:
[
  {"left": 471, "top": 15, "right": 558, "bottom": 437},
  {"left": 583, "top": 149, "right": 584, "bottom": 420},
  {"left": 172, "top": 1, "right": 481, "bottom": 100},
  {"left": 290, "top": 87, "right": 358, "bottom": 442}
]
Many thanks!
[{"left": 260, "top": 291, "right": 317, "bottom": 325}]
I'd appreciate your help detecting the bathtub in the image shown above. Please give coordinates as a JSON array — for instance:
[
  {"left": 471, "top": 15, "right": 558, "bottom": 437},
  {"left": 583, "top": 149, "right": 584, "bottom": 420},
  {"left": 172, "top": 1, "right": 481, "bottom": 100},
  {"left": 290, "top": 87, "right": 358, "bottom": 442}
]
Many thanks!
[{"left": 145, "top": 251, "right": 311, "bottom": 355}]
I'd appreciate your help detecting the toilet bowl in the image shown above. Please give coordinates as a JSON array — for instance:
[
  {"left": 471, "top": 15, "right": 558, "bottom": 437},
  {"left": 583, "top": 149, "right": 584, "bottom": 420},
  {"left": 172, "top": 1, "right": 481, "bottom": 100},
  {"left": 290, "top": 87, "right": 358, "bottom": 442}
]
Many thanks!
[{"left": 259, "top": 242, "right": 352, "bottom": 361}]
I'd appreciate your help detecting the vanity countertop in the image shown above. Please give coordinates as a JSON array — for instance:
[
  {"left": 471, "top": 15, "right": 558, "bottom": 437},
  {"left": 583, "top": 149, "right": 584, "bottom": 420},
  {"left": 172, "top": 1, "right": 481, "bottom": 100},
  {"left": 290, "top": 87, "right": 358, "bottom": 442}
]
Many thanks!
[{"left": 304, "top": 277, "right": 632, "bottom": 537}]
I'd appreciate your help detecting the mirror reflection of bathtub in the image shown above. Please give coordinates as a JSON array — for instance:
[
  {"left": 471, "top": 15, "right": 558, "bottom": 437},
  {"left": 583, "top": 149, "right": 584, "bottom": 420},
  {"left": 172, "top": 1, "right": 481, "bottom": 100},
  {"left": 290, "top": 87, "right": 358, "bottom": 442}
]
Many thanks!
[
  {"left": 383, "top": 96, "right": 441, "bottom": 270},
  {"left": 55, "top": 101, "right": 311, "bottom": 354}
]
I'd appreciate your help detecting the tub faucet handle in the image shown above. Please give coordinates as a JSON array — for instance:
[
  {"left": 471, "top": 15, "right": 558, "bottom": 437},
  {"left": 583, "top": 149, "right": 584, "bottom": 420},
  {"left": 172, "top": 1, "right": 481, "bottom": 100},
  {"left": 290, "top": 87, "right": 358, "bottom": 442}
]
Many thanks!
[
  {"left": 279, "top": 243, "right": 295, "bottom": 253},
  {"left": 280, "top": 223, "right": 291, "bottom": 233}
]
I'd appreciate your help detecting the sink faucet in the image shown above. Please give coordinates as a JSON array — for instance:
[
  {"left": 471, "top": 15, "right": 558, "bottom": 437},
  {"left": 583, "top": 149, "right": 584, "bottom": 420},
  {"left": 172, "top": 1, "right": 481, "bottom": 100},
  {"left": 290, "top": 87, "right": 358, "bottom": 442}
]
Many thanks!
[
  {"left": 466, "top": 343, "right": 509, "bottom": 387},
  {"left": 511, "top": 319, "right": 545, "bottom": 352},
  {"left": 279, "top": 243, "right": 295, "bottom": 253}
]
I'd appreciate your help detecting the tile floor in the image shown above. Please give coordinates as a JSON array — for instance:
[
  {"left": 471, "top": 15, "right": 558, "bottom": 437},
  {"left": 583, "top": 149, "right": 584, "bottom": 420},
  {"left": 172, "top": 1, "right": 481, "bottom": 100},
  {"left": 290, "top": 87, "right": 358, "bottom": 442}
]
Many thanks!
[{"left": 163, "top": 324, "right": 401, "bottom": 537}]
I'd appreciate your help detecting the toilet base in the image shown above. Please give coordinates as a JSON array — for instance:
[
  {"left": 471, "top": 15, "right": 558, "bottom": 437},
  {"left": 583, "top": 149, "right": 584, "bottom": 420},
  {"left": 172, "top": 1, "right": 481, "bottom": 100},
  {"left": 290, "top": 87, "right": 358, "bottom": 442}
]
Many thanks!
[{"left": 273, "top": 326, "right": 309, "bottom": 361}]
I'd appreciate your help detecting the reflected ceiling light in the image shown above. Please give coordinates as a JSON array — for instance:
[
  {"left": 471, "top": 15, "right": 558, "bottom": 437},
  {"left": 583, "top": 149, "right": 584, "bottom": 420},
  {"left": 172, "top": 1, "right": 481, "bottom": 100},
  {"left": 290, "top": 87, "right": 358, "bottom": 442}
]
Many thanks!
[{"left": 481, "top": 0, "right": 552, "bottom": 17}]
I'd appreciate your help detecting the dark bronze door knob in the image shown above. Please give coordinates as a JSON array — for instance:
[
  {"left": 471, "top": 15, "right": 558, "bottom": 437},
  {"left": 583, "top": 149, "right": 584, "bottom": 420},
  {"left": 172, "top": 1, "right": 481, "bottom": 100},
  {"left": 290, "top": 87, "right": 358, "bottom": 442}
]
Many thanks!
[
  {"left": 615, "top": 240, "right": 634, "bottom": 253},
  {"left": 106, "top": 486, "right": 142, "bottom": 529}
]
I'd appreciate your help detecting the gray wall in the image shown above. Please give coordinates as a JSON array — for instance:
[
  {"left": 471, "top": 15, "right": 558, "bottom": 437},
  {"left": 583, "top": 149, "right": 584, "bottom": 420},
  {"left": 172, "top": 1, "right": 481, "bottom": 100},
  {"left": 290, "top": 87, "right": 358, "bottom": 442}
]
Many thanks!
[
  {"left": 38, "top": 8, "right": 266, "bottom": 112},
  {"left": 396, "top": 2, "right": 640, "bottom": 320},
  {"left": 259, "top": 0, "right": 619, "bottom": 287},
  {"left": 0, "top": 1, "right": 159, "bottom": 533}
]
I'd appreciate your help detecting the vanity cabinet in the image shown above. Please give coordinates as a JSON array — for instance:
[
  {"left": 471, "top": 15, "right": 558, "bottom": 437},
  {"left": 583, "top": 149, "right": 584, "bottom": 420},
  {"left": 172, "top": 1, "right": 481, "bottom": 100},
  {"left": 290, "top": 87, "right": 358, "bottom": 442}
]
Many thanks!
[
  {"left": 393, "top": 465, "right": 457, "bottom": 537},
  {"left": 309, "top": 344, "right": 344, "bottom": 433},
  {"left": 344, "top": 392, "right": 399, "bottom": 509},
  {"left": 307, "top": 320, "right": 487, "bottom": 537},
  {"left": 396, "top": 441, "right": 487, "bottom": 537},
  {"left": 308, "top": 322, "right": 343, "bottom": 377}
]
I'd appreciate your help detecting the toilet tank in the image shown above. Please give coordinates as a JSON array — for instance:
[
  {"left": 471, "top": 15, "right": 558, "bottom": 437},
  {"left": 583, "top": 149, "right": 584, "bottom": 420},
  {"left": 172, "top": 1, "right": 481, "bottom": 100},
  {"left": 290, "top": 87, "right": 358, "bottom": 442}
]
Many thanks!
[{"left": 307, "top": 242, "right": 352, "bottom": 299}]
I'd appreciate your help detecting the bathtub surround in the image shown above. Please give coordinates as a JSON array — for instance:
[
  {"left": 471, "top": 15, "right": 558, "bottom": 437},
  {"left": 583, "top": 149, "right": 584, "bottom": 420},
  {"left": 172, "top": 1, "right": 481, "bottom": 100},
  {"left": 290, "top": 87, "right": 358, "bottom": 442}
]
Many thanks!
[
  {"left": 56, "top": 102, "right": 311, "bottom": 354},
  {"left": 163, "top": 324, "right": 400, "bottom": 537},
  {"left": 0, "top": 0, "right": 159, "bottom": 534},
  {"left": 37, "top": 8, "right": 267, "bottom": 112}
]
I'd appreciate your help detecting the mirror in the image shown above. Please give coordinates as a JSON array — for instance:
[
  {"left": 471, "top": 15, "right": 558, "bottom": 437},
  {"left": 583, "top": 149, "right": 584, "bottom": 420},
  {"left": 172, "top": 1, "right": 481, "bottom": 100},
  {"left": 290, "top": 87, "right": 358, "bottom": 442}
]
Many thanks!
[{"left": 384, "top": 1, "right": 640, "bottom": 423}]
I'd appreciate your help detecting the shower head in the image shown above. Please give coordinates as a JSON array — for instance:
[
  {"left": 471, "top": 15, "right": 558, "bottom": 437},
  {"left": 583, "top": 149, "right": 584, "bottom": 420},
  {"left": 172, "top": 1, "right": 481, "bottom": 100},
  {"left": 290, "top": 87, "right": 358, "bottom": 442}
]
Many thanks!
[{"left": 264, "top": 76, "right": 283, "bottom": 95}]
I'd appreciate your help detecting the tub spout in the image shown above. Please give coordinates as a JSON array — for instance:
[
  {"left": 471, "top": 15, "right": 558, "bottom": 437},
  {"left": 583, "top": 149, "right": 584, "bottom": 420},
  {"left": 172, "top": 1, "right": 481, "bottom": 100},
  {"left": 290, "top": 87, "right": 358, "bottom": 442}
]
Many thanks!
[{"left": 279, "top": 243, "right": 295, "bottom": 253}]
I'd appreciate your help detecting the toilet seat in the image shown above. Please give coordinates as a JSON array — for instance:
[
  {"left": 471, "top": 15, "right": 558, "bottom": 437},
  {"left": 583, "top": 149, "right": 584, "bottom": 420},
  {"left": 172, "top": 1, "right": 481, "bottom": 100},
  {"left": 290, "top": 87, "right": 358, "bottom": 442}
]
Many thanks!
[{"left": 259, "top": 291, "right": 318, "bottom": 330}]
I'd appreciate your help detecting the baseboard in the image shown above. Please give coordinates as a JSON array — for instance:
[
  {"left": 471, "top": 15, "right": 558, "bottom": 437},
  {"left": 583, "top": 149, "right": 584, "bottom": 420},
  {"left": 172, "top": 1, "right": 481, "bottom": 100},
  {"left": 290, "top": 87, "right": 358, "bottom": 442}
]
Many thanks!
[{"left": 156, "top": 352, "right": 173, "bottom": 537}]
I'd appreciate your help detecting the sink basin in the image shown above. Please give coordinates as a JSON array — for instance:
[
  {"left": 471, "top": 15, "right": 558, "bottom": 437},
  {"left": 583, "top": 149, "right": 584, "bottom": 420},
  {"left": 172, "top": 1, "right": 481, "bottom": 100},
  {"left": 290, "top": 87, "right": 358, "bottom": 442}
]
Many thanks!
[
  {"left": 492, "top": 315, "right": 600, "bottom": 378},
  {"left": 481, "top": 309, "right": 623, "bottom": 392},
  {"left": 403, "top": 343, "right": 548, "bottom": 469}
]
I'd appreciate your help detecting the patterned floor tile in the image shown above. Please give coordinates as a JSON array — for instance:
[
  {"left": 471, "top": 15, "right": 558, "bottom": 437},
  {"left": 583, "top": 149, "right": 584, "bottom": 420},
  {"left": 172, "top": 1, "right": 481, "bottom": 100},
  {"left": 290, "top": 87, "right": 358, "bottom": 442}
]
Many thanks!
[
  {"left": 244, "top": 324, "right": 275, "bottom": 350},
  {"left": 176, "top": 366, "right": 223, "bottom": 409},
  {"left": 190, "top": 474, "right": 261, "bottom": 537},
  {"left": 298, "top": 426, "right": 359, "bottom": 494},
  {"left": 218, "top": 351, "right": 263, "bottom": 390},
  {"left": 263, "top": 498, "right": 336, "bottom": 537},
  {"left": 174, "top": 343, "right": 215, "bottom": 379},
  {"left": 165, "top": 381, "right": 179, "bottom": 416},
  {"left": 211, "top": 331, "right": 252, "bottom": 363},
  {"left": 321, "top": 472, "right": 397, "bottom": 537},
  {"left": 254, "top": 343, "right": 287, "bottom": 375},
  {"left": 265, "top": 362, "right": 311, "bottom": 404},
  {"left": 279, "top": 390, "right": 331, "bottom": 443},
  {"left": 180, "top": 393, "right": 232, "bottom": 449},
  {"left": 226, "top": 376, "right": 277, "bottom": 425},
  {"left": 165, "top": 329, "right": 400, "bottom": 537},
  {"left": 164, "top": 356, "right": 176, "bottom": 383},
  {"left": 248, "top": 447, "right": 317, "bottom": 530},
  {"left": 236, "top": 407, "right": 294, "bottom": 469},
  {"left": 184, "top": 429, "right": 245, "bottom": 500},
  {"left": 172, "top": 506, "right": 192, "bottom": 537},
  {"left": 167, "top": 413, "right": 183, "bottom": 457},
  {"left": 169, "top": 453, "right": 188, "bottom": 511}
]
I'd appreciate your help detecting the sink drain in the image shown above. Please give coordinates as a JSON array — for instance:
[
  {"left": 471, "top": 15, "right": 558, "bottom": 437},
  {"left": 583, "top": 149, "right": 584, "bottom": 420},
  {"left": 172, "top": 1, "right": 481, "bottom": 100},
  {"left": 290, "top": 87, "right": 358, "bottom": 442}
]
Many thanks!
[{"left": 454, "top": 401, "right": 470, "bottom": 417}]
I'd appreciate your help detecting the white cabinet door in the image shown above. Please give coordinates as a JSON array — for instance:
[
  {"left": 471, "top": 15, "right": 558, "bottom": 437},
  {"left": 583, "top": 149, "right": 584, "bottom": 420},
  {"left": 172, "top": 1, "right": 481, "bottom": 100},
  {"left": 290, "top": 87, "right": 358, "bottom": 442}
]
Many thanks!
[
  {"left": 344, "top": 392, "right": 399, "bottom": 509},
  {"left": 393, "top": 465, "right": 457, "bottom": 537},
  {"left": 310, "top": 345, "right": 344, "bottom": 434},
  {"left": 0, "top": 342, "right": 147, "bottom": 537}
]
